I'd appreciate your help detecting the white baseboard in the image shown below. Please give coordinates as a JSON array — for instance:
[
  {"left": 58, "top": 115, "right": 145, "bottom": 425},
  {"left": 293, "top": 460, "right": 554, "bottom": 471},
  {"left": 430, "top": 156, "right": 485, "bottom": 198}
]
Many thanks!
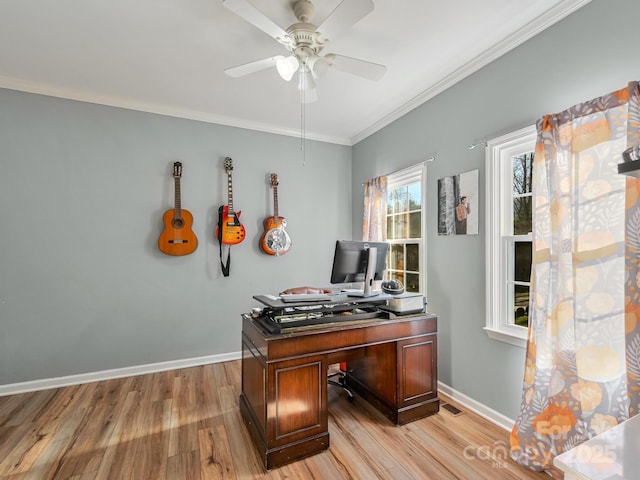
[
  {"left": 438, "top": 381, "right": 515, "bottom": 432},
  {"left": 1, "top": 355, "right": 515, "bottom": 435},
  {"left": 0, "top": 351, "right": 242, "bottom": 397}
]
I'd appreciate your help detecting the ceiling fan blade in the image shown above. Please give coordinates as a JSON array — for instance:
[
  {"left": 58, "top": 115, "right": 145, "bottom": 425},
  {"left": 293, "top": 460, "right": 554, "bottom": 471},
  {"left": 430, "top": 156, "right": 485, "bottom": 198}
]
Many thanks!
[
  {"left": 222, "top": 0, "right": 288, "bottom": 41},
  {"left": 325, "top": 54, "right": 386, "bottom": 81},
  {"left": 317, "top": 0, "right": 374, "bottom": 40},
  {"left": 224, "top": 56, "right": 283, "bottom": 78}
]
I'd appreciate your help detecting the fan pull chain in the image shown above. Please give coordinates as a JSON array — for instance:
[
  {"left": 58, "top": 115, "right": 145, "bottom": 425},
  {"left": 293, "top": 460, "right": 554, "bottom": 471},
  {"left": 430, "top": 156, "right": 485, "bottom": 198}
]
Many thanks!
[{"left": 300, "top": 80, "right": 306, "bottom": 167}]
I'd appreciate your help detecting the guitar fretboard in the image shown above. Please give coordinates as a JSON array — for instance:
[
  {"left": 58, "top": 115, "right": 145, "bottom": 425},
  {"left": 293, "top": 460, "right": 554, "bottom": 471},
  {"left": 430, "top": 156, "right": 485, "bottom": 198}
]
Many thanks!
[
  {"left": 174, "top": 176, "right": 182, "bottom": 220},
  {"left": 226, "top": 170, "right": 235, "bottom": 214},
  {"left": 273, "top": 185, "right": 279, "bottom": 222}
]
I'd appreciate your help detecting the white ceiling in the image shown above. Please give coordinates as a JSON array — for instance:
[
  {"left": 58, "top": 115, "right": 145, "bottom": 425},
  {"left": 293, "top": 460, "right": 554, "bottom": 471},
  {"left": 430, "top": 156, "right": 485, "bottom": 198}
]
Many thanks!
[{"left": 0, "top": 0, "right": 590, "bottom": 145}]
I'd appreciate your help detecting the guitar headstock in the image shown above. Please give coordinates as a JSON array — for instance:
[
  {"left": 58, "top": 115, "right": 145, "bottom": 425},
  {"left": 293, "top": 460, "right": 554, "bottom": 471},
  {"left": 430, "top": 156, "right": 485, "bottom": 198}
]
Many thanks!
[
  {"left": 224, "top": 157, "right": 233, "bottom": 173},
  {"left": 173, "top": 162, "right": 183, "bottom": 178},
  {"left": 270, "top": 173, "right": 279, "bottom": 187}
]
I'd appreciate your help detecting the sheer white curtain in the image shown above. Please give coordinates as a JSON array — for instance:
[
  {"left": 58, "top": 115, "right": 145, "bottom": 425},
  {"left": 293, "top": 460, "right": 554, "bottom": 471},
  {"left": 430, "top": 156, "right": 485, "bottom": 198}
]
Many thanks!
[{"left": 362, "top": 176, "right": 387, "bottom": 242}]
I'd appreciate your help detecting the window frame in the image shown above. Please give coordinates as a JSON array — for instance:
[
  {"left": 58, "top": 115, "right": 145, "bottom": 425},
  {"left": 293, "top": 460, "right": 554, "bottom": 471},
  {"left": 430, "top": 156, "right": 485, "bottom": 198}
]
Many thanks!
[
  {"left": 485, "top": 125, "right": 536, "bottom": 348},
  {"left": 385, "top": 163, "right": 426, "bottom": 294}
]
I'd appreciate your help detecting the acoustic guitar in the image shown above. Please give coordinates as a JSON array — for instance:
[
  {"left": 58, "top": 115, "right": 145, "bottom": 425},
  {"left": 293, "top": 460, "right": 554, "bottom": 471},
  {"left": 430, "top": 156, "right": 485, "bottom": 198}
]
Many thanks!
[
  {"left": 216, "top": 157, "right": 246, "bottom": 245},
  {"left": 260, "top": 173, "right": 291, "bottom": 256},
  {"left": 158, "top": 162, "right": 198, "bottom": 256}
]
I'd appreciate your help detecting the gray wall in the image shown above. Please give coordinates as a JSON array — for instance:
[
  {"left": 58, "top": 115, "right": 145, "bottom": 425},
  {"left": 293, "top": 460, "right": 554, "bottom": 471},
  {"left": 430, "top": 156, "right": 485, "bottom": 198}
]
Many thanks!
[
  {"left": 0, "top": 90, "right": 351, "bottom": 384},
  {"left": 352, "top": 0, "right": 640, "bottom": 419},
  {"left": 2, "top": 0, "right": 638, "bottom": 423}
]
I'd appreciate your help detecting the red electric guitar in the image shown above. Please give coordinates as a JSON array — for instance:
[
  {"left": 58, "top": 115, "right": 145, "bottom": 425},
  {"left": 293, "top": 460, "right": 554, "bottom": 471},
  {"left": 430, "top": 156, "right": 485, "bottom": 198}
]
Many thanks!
[
  {"left": 260, "top": 173, "right": 291, "bottom": 256},
  {"left": 216, "top": 157, "right": 246, "bottom": 245},
  {"left": 158, "top": 162, "right": 198, "bottom": 256}
]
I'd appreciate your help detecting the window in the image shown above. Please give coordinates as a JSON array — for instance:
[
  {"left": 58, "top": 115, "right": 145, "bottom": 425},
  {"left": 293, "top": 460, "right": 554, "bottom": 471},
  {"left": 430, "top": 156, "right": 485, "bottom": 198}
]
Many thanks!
[
  {"left": 386, "top": 164, "right": 426, "bottom": 294},
  {"left": 485, "top": 126, "right": 536, "bottom": 347}
]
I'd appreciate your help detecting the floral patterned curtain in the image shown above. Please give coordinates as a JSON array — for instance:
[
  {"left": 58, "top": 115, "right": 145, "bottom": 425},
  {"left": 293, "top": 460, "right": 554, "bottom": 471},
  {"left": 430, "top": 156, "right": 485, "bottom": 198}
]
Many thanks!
[
  {"left": 362, "top": 175, "right": 387, "bottom": 242},
  {"left": 510, "top": 81, "right": 640, "bottom": 478}
]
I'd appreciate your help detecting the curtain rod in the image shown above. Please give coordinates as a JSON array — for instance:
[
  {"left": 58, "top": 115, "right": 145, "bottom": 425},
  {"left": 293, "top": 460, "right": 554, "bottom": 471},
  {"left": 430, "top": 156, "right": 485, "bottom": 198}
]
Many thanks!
[{"left": 468, "top": 141, "right": 487, "bottom": 150}]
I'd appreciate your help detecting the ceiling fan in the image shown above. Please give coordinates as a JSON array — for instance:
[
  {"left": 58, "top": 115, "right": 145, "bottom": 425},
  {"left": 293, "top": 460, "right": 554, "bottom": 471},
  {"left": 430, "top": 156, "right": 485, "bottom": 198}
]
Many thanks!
[{"left": 222, "top": 0, "right": 386, "bottom": 102}]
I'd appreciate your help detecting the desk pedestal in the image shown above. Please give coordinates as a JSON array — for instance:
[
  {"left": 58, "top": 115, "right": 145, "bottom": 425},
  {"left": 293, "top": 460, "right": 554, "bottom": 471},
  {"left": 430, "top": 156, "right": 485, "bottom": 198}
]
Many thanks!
[{"left": 240, "top": 313, "right": 439, "bottom": 469}]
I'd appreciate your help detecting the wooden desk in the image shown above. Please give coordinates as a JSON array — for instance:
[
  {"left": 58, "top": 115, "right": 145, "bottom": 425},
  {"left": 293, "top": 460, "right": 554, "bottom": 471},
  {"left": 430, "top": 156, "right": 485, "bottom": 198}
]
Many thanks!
[{"left": 240, "top": 312, "right": 439, "bottom": 469}]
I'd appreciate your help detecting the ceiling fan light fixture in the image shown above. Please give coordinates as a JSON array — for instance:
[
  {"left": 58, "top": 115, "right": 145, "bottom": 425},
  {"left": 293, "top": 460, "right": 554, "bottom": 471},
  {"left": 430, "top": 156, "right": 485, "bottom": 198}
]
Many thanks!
[
  {"left": 276, "top": 55, "right": 299, "bottom": 81},
  {"left": 297, "top": 66, "right": 316, "bottom": 92},
  {"left": 308, "top": 55, "right": 329, "bottom": 79}
]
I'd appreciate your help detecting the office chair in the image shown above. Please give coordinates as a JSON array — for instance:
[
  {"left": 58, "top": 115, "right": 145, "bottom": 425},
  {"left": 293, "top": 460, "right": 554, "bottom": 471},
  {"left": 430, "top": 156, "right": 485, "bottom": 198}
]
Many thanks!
[{"left": 328, "top": 362, "right": 354, "bottom": 401}]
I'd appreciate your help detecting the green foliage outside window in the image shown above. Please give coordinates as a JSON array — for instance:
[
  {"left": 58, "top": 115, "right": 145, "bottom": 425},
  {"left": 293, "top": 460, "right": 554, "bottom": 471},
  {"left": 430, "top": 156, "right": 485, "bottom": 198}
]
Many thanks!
[{"left": 386, "top": 182, "right": 421, "bottom": 293}]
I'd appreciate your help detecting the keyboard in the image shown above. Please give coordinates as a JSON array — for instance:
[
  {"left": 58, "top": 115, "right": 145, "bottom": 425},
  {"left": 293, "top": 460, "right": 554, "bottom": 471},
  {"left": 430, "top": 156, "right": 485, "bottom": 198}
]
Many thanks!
[{"left": 280, "top": 293, "right": 332, "bottom": 303}]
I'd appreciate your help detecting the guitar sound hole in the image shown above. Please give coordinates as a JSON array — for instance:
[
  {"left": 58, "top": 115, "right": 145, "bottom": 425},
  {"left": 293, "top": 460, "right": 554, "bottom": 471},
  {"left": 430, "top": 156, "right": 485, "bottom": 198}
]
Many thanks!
[{"left": 172, "top": 218, "right": 184, "bottom": 228}]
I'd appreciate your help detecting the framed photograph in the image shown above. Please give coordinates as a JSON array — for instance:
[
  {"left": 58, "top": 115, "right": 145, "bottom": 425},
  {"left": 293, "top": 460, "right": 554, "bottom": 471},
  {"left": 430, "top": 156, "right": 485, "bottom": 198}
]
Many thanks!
[{"left": 437, "top": 169, "right": 478, "bottom": 236}]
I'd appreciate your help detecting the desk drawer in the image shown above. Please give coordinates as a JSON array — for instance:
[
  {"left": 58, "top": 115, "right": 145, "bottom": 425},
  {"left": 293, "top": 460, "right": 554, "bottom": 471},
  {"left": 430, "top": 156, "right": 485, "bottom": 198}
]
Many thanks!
[{"left": 326, "top": 347, "right": 365, "bottom": 365}]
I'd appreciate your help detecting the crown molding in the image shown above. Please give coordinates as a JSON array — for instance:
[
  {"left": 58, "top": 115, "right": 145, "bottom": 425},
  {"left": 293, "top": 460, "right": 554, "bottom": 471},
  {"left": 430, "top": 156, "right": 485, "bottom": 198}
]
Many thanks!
[
  {"left": 0, "top": 75, "right": 351, "bottom": 146},
  {"left": 0, "top": 0, "right": 590, "bottom": 148},
  {"left": 350, "top": 0, "right": 592, "bottom": 145}
]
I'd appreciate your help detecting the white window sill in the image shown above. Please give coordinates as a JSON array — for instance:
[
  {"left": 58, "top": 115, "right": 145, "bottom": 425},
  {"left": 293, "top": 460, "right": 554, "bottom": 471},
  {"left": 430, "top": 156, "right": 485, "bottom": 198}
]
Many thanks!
[{"left": 484, "top": 327, "right": 527, "bottom": 348}]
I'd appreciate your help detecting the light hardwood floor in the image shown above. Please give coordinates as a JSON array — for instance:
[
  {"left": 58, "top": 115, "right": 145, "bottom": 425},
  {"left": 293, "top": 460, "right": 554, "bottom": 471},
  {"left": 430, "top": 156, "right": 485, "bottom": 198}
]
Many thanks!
[{"left": 0, "top": 361, "right": 547, "bottom": 479}]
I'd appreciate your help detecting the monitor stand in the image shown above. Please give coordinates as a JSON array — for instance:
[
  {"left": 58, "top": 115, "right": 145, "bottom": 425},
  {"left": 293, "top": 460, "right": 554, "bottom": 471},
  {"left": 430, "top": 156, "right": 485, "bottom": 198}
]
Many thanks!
[{"left": 346, "top": 247, "right": 380, "bottom": 298}]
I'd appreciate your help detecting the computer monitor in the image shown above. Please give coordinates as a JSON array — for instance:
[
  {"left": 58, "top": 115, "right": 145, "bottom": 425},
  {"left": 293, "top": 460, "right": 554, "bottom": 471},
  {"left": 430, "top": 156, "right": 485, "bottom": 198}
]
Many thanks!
[{"left": 330, "top": 240, "right": 389, "bottom": 297}]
